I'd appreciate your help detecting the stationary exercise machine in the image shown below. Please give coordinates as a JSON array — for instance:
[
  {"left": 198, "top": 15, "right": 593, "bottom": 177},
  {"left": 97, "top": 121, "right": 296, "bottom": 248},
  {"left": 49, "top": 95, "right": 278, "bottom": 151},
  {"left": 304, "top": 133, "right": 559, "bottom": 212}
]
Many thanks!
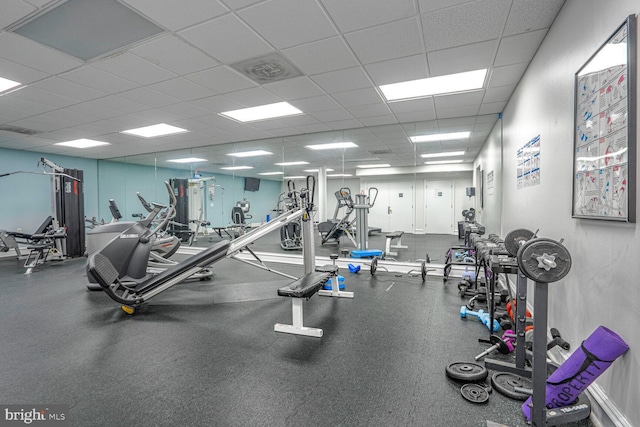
[{"left": 317, "top": 187, "right": 357, "bottom": 246}]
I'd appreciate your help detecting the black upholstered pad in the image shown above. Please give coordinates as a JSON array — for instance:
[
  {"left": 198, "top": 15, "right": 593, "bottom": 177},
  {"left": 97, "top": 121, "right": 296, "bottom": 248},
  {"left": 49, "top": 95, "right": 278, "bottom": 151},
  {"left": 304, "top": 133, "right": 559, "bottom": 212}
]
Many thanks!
[
  {"left": 386, "top": 231, "right": 404, "bottom": 238},
  {"left": 277, "top": 272, "right": 331, "bottom": 298},
  {"left": 315, "top": 264, "right": 338, "bottom": 274}
]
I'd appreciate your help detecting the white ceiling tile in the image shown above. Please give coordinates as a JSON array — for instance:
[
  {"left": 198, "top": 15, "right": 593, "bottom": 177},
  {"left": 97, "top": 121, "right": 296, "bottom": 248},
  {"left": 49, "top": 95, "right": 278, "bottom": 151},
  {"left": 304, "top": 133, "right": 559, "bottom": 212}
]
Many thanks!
[
  {"left": 0, "top": 95, "right": 54, "bottom": 116},
  {"left": 159, "top": 103, "right": 213, "bottom": 120},
  {"left": 117, "top": 87, "right": 181, "bottom": 107},
  {"left": 90, "top": 95, "right": 149, "bottom": 114},
  {"left": 32, "top": 77, "right": 107, "bottom": 102},
  {"left": 264, "top": 76, "right": 324, "bottom": 101},
  {"left": 8, "top": 114, "right": 76, "bottom": 132},
  {"left": 388, "top": 97, "right": 435, "bottom": 114},
  {"left": 478, "top": 101, "right": 506, "bottom": 115},
  {"left": 421, "top": 0, "right": 510, "bottom": 51},
  {"left": 60, "top": 66, "right": 139, "bottom": 94},
  {"left": 321, "top": 0, "right": 416, "bottom": 33},
  {"left": 417, "top": 0, "right": 476, "bottom": 14},
  {"left": 186, "top": 66, "right": 255, "bottom": 93},
  {"left": 147, "top": 78, "right": 217, "bottom": 101},
  {"left": 332, "top": 88, "right": 383, "bottom": 108},
  {"left": 309, "top": 108, "right": 354, "bottom": 122},
  {"left": 364, "top": 55, "right": 428, "bottom": 86},
  {"left": 0, "top": 32, "right": 84, "bottom": 74},
  {"left": 290, "top": 95, "right": 342, "bottom": 113},
  {"left": 483, "top": 84, "right": 516, "bottom": 103},
  {"left": 122, "top": 0, "right": 228, "bottom": 31},
  {"left": 238, "top": 0, "right": 336, "bottom": 49},
  {"left": 92, "top": 52, "right": 177, "bottom": 85},
  {"left": 310, "top": 67, "right": 371, "bottom": 94},
  {"left": 0, "top": 0, "right": 36, "bottom": 31},
  {"left": 488, "top": 63, "right": 529, "bottom": 87},
  {"left": 358, "top": 115, "right": 398, "bottom": 127},
  {"left": 0, "top": 106, "right": 36, "bottom": 123},
  {"left": 504, "top": 0, "right": 565, "bottom": 36},
  {"left": 191, "top": 95, "right": 246, "bottom": 113},
  {"left": 427, "top": 39, "right": 498, "bottom": 76},
  {"left": 282, "top": 36, "right": 359, "bottom": 75},
  {"left": 63, "top": 102, "right": 122, "bottom": 120},
  {"left": 434, "top": 91, "right": 484, "bottom": 109},
  {"left": 494, "top": 29, "right": 548, "bottom": 66},
  {"left": 346, "top": 103, "right": 393, "bottom": 119},
  {"left": 327, "top": 119, "right": 363, "bottom": 130},
  {"left": 219, "top": 0, "right": 264, "bottom": 10},
  {"left": 291, "top": 123, "right": 332, "bottom": 134},
  {"left": 395, "top": 109, "right": 437, "bottom": 123},
  {"left": 224, "top": 86, "right": 282, "bottom": 106},
  {"left": 0, "top": 58, "right": 49, "bottom": 83},
  {"left": 42, "top": 107, "right": 103, "bottom": 126},
  {"left": 11, "top": 86, "right": 80, "bottom": 108},
  {"left": 436, "top": 104, "right": 480, "bottom": 119},
  {"left": 179, "top": 15, "right": 273, "bottom": 64},
  {"left": 131, "top": 35, "right": 220, "bottom": 75},
  {"left": 345, "top": 17, "right": 423, "bottom": 64}
]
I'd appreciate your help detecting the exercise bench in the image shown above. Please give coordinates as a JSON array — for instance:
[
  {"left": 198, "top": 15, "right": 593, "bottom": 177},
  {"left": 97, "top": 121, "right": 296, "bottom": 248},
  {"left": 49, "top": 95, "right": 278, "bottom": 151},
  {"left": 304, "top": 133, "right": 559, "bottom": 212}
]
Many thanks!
[
  {"left": 275, "top": 271, "right": 332, "bottom": 337},
  {"left": 385, "top": 231, "right": 408, "bottom": 256}
]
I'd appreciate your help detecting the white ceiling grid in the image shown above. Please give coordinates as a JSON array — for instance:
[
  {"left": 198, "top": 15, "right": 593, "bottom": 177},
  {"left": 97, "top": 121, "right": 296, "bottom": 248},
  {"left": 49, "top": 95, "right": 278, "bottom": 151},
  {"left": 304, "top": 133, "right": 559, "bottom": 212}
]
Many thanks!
[{"left": 0, "top": 0, "right": 566, "bottom": 176}]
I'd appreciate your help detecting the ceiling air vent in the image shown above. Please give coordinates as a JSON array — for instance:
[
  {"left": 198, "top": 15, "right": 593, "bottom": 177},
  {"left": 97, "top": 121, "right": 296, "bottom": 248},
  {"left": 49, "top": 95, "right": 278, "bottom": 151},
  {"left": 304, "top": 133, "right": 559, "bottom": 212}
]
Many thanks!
[
  {"left": 368, "top": 150, "right": 392, "bottom": 155},
  {"left": 230, "top": 53, "right": 303, "bottom": 84},
  {"left": 0, "top": 125, "right": 39, "bottom": 135}
]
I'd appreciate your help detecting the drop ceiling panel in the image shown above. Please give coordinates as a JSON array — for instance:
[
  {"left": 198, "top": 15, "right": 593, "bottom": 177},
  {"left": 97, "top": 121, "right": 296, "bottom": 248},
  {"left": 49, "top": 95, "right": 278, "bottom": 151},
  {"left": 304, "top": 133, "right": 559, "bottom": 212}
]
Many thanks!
[
  {"left": 117, "top": 87, "right": 181, "bottom": 108},
  {"left": 178, "top": 15, "right": 273, "bottom": 64},
  {"left": 488, "top": 63, "right": 529, "bottom": 87},
  {"left": 0, "top": 95, "right": 54, "bottom": 116},
  {"left": 479, "top": 101, "right": 506, "bottom": 115},
  {"left": 328, "top": 119, "right": 363, "bottom": 131},
  {"left": 332, "top": 88, "right": 383, "bottom": 108},
  {"left": 346, "top": 103, "right": 393, "bottom": 119},
  {"left": 290, "top": 95, "right": 341, "bottom": 113},
  {"left": 483, "top": 84, "right": 516, "bottom": 103},
  {"left": 191, "top": 95, "right": 246, "bottom": 114},
  {"left": 0, "top": 0, "right": 36, "bottom": 30},
  {"left": 122, "top": 0, "right": 228, "bottom": 31},
  {"left": 63, "top": 102, "right": 123, "bottom": 121},
  {"left": 364, "top": 55, "right": 428, "bottom": 86},
  {"left": 8, "top": 114, "right": 76, "bottom": 132},
  {"left": 264, "top": 76, "right": 324, "bottom": 101},
  {"left": 388, "top": 98, "right": 435, "bottom": 115},
  {"left": 395, "top": 109, "right": 437, "bottom": 123},
  {"left": 310, "top": 67, "right": 371, "bottom": 94},
  {"left": 11, "top": 86, "right": 80, "bottom": 108},
  {"left": 421, "top": 0, "right": 510, "bottom": 51},
  {"left": 89, "top": 95, "right": 149, "bottom": 114},
  {"left": 494, "top": 29, "right": 548, "bottom": 66},
  {"left": 345, "top": 18, "right": 423, "bottom": 64},
  {"left": 238, "top": 0, "right": 336, "bottom": 49},
  {"left": 60, "top": 66, "right": 139, "bottom": 94},
  {"left": 503, "top": 0, "right": 565, "bottom": 36},
  {"left": 434, "top": 91, "right": 485, "bottom": 109},
  {"left": 33, "top": 77, "right": 107, "bottom": 102},
  {"left": 223, "top": 87, "right": 282, "bottom": 106},
  {"left": 92, "top": 52, "right": 176, "bottom": 85},
  {"left": 417, "top": 0, "right": 476, "bottom": 14},
  {"left": 320, "top": 0, "right": 416, "bottom": 33},
  {"left": 147, "top": 78, "right": 217, "bottom": 101},
  {"left": 0, "top": 33, "right": 83, "bottom": 74},
  {"left": 159, "top": 103, "right": 213, "bottom": 120},
  {"left": 282, "top": 36, "right": 359, "bottom": 75},
  {"left": 427, "top": 40, "right": 498, "bottom": 76},
  {"left": 308, "top": 108, "right": 354, "bottom": 122},
  {"left": 359, "top": 115, "right": 398, "bottom": 127},
  {"left": 0, "top": 57, "right": 49, "bottom": 83},
  {"left": 186, "top": 66, "right": 256, "bottom": 94},
  {"left": 130, "top": 35, "right": 221, "bottom": 75}
]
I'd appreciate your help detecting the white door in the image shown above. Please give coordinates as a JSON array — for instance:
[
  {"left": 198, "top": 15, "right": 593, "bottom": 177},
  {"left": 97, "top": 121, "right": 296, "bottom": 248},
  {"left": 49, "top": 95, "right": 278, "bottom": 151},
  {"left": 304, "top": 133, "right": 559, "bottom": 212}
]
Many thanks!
[
  {"left": 367, "top": 181, "right": 414, "bottom": 233},
  {"left": 425, "top": 181, "right": 454, "bottom": 234}
]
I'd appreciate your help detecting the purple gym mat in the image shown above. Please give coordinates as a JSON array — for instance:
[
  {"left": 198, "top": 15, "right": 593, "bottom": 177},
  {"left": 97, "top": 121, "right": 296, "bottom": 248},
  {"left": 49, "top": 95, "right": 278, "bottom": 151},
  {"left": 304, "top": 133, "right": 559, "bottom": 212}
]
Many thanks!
[{"left": 522, "top": 325, "right": 629, "bottom": 421}]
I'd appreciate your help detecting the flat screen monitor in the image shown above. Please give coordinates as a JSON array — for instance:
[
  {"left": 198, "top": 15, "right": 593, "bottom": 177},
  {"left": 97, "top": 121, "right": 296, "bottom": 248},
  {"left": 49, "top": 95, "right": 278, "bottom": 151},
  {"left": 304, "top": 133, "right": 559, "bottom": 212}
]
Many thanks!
[{"left": 244, "top": 177, "right": 260, "bottom": 192}]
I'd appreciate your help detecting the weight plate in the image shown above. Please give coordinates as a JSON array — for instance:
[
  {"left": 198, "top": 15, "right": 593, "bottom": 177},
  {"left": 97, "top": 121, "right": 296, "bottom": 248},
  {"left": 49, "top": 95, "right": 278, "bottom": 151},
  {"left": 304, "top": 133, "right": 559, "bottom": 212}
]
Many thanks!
[
  {"left": 504, "top": 228, "right": 535, "bottom": 257},
  {"left": 425, "top": 252, "right": 431, "bottom": 263},
  {"left": 445, "top": 362, "right": 488, "bottom": 382},
  {"left": 460, "top": 383, "right": 489, "bottom": 404},
  {"left": 517, "top": 238, "right": 572, "bottom": 283},
  {"left": 370, "top": 256, "right": 378, "bottom": 276},
  {"left": 421, "top": 261, "right": 427, "bottom": 281},
  {"left": 491, "top": 372, "right": 532, "bottom": 401}
]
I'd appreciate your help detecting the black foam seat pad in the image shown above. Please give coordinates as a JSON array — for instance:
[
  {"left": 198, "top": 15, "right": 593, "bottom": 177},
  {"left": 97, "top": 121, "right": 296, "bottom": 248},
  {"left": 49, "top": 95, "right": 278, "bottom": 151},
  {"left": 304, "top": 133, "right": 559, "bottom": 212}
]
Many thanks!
[
  {"left": 278, "top": 272, "right": 331, "bottom": 298},
  {"left": 315, "top": 264, "right": 338, "bottom": 274},
  {"left": 386, "top": 231, "right": 404, "bottom": 238}
]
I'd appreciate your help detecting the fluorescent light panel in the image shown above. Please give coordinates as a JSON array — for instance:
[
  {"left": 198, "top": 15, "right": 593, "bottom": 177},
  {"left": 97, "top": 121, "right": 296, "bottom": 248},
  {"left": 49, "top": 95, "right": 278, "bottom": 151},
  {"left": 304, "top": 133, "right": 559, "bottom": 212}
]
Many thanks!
[
  {"left": 424, "top": 160, "right": 464, "bottom": 165},
  {"left": 0, "top": 77, "right": 21, "bottom": 94},
  {"left": 220, "top": 166, "right": 253, "bottom": 170},
  {"left": 227, "top": 150, "right": 273, "bottom": 158},
  {"left": 357, "top": 164, "right": 391, "bottom": 169},
  {"left": 284, "top": 176, "right": 305, "bottom": 179},
  {"left": 421, "top": 151, "right": 465, "bottom": 159},
  {"left": 304, "top": 168, "right": 334, "bottom": 172},
  {"left": 411, "top": 131, "right": 470, "bottom": 143},
  {"left": 167, "top": 157, "right": 207, "bottom": 163},
  {"left": 122, "top": 123, "right": 189, "bottom": 138},
  {"left": 328, "top": 173, "right": 352, "bottom": 177},
  {"left": 54, "top": 138, "right": 110, "bottom": 148},
  {"left": 379, "top": 69, "right": 487, "bottom": 101},
  {"left": 274, "top": 161, "right": 309, "bottom": 166},
  {"left": 258, "top": 171, "right": 284, "bottom": 175},
  {"left": 305, "top": 142, "right": 358, "bottom": 150},
  {"left": 220, "top": 102, "right": 302, "bottom": 123}
]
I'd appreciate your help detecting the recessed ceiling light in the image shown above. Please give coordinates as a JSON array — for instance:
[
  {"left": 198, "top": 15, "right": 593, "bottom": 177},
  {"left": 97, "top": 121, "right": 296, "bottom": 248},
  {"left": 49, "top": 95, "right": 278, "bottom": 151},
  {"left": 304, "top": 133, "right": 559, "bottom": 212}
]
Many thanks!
[
  {"left": 219, "top": 102, "right": 303, "bottom": 123},
  {"left": 0, "top": 76, "right": 21, "bottom": 94},
  {"left": 305, "top": 142, "right": 358, "bottom": 150},
  {"left": 357, "top": 164, "right": 391, "bottom": 169},
  {"left": 121, "top": 123, "right": 189, "bottom": 138},
  {"left": 327, "top": 173, "right": 353, "bottom": 177},
  {"left": 379, "top": 69, "right": 487, "bottom": 101},
  {"left": 274, "top": 161, "right": 309, "bottom": 166},
  {"left": 167, "top": 157, "right": 207, "bottom": 163},
  {"left": 54, "top": 138, "right": 110, "bottom": 148},
  {"left": 227, "top": 150, "right": 273, "bottom": 157},
  {"left": 284, "top": 176, "right": 305, "bottom": 179},
  {"left": 220, "top": 166, "right": 253, "bottom": 170},
  {"left": 303, "top": 168, "right": 335, "bottom": 172},
  {"left": 420, "top": 151, "right": 465, "bottom": 159},
  {"left": 424, "top": 160, "right": 465, "bottom": 165},
  {"left": 258, "top": 171, "right": 284, "bottom": 176},
  {"left": 410, "top": 132, "right": 470, "bottom": 143}
]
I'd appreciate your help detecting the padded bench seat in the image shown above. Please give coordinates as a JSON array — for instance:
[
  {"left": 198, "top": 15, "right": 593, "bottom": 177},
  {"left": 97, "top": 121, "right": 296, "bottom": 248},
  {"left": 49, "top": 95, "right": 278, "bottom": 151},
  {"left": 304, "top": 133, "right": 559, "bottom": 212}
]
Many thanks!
[
  {"left": 385, "top": 231, "right": 407, "bottom": 256},
  {"left": 277, "top": 272, "right": 331, "bottom": 298}
]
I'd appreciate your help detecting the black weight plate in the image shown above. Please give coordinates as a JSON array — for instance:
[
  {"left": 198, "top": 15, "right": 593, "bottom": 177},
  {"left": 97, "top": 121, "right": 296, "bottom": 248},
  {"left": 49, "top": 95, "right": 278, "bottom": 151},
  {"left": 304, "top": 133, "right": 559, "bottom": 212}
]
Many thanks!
[
  {"left": 370, "top": 256, "right": 378, "bottom": 276},
  {"left": 460, "top": 383, "right": 489, "bottom": 404},
  {"left": 504, "top": 228, "right": 535, "bottom": 257},
  {"left": 421, "top": 261, "right": 427, "bottom": 281},
  {"left": 517, "top": 238, "right": 572, "bottom": 283},
  {"left": 491, "top": 372, "right": 532, "bottom": 401},
  {"left": 445, "top": 362, "right": 488, "bottom": 382}
]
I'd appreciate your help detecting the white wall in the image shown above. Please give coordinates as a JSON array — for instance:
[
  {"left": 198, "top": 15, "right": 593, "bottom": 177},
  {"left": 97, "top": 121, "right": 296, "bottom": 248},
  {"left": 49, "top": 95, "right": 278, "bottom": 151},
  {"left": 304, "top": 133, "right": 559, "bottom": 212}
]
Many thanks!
[
  {"left": 474, "top": 120, "right": 503, "bottom": 236},
  {"left": 477, "top": 1, "right": 639, "bottom": 424}
]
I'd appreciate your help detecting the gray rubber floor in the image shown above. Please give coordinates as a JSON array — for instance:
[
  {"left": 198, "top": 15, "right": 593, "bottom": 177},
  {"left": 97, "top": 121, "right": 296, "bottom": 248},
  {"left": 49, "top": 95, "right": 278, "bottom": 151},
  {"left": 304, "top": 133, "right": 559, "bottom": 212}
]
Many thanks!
[{"left": 0, "top": 233, "right": 593, "bottom": 427}]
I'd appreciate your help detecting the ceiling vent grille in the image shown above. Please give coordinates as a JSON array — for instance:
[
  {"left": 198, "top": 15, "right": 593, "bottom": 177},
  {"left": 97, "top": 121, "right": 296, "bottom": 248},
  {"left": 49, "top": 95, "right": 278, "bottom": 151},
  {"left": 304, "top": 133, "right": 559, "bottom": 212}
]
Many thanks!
[
  {"left": 368, "top": 149, "right": 392, "bottom": 155},
  {"left": 230, "top": 53, "right": 303, "bottom": 84},
  {"left": 0, "top": 125, "right": 39, "bottom": 135}
]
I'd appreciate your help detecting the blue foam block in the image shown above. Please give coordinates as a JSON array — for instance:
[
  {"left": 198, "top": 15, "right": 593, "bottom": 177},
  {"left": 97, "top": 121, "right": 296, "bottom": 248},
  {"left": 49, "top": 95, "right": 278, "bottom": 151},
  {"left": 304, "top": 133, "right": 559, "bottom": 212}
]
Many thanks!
[
  {"left": 350, "top": 249, "right": 383, "bottom": 258},
  {"left": 324, "top": 275, "right": 345, "bottom": 290}
]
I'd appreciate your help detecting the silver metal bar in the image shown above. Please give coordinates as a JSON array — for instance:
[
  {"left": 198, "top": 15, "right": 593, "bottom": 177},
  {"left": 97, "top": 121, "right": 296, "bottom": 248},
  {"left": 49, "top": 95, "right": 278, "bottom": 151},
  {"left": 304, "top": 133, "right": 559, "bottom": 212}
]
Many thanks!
[
  {"left": 140, "top": 266, "right": 204, "bottom": 301},
  {"left": 229, "top": 255, "right": 298, "bottom": 280}
]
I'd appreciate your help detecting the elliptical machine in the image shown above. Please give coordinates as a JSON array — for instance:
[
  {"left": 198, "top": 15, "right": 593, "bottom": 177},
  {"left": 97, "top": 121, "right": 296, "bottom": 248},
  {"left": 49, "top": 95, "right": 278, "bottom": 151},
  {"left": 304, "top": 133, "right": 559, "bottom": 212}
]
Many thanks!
[{"left": 317, "top": 187, "right": 357, "bottom": 246}]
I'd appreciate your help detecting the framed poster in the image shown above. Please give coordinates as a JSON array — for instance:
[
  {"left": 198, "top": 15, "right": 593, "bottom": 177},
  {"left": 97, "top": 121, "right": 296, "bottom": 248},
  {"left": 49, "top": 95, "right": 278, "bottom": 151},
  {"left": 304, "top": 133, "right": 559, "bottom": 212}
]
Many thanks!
[{"left": 572, "top": 15, "right": 637, "bottom": 222}]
